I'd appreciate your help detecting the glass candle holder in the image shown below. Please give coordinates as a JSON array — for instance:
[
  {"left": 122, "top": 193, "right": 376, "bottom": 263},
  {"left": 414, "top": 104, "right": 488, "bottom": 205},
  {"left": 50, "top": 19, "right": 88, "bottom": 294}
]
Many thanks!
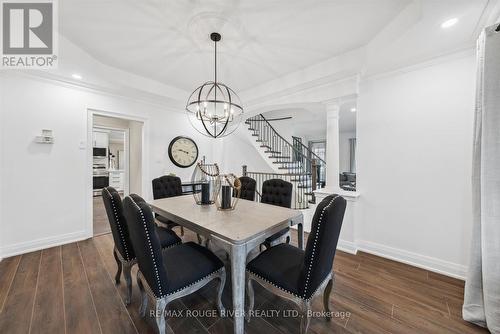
[
  {"left": 191, "top": 161, "right": 220, "bottom": 205},
  {"left": 215, "top": 174, "right": 241, "bottom": 211}
]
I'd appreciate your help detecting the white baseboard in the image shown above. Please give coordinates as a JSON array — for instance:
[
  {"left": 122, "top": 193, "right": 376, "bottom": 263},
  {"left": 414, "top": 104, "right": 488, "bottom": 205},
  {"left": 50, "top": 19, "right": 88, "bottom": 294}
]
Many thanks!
[
  {"left": 0, "top": 230, "right": 90, "bottom": 259},
  {"left": 356, "top": 239, "right": 467, "bottom": 280},
  {"left": 337, "top": 240, "right": 358, "bottom": 254}
]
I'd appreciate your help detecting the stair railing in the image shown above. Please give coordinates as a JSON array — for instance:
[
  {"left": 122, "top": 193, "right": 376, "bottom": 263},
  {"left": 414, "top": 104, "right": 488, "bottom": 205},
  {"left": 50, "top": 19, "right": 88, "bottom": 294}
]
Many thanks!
[
  {"left": 242, "top": 167, "right": 312, "bottom": 210},
  {"left": 246, "top": 114, "right": 326, "bottom": 188}
]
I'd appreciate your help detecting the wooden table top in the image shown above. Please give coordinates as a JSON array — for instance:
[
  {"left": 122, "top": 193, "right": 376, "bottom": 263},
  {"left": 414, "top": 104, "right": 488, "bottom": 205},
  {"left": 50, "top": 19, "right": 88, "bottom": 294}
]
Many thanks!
[{"left": 150, "top": 195, "right": 303, "bottom": 245}]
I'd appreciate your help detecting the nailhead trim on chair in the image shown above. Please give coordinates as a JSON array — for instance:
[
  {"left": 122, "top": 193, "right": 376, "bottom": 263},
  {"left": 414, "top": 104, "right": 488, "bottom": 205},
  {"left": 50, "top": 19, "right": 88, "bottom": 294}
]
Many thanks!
[
  {"left": 130, "top": 196, "right": 165, "bottom": 297},
  {"left": 166, "top": 267, "right": 224, "bottom": 297},
  {"left": 303, "top": 195, "right": 339, "bottom": 298},
  {"left": 246, "top": 270, "right": 303, "bottom": 299},
  {"left": 247, "top": 270, "right": 330, "bottom": 302},
  {"left": 105, "top": 187, "right": 130, "bottom": 261},
  {"left": 139, "top": 267, "right": 224, "bottom": 300}
]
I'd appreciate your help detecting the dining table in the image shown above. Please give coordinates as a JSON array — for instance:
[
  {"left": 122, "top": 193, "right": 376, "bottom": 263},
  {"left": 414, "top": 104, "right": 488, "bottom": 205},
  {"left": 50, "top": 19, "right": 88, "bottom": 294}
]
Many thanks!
[{"left": 149, "top": 195, "right": 304, "bottom": 334}]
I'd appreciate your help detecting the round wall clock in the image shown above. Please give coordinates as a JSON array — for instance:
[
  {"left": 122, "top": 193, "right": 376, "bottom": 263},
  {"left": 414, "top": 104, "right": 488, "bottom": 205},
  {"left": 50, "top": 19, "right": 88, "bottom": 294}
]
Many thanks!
[{"left": 168, "top": 136, "right": 199, "bottom": 168}]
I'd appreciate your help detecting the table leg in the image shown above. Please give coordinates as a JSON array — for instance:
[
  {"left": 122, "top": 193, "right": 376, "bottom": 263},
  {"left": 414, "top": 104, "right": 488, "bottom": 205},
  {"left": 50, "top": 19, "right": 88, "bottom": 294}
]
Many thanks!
[
  {"left": 298, "top": 222, "right": 304, "bottom": 250},
  {"left": 230, "top": 244, "right": 246, "bottom": 334}
]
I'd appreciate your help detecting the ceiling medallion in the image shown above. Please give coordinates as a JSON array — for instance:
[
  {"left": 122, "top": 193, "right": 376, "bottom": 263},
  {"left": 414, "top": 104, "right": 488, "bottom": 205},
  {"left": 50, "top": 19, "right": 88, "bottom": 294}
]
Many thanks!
[{"left": 186, "top": 32, "right": 243, "bottom": 138}]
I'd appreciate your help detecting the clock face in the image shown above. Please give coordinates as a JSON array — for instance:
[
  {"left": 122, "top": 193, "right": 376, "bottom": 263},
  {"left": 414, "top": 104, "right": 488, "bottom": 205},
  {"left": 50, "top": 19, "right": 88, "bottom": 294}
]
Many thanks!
[{"left": 168, "top": 136, "right": 199, "bottom": 168}]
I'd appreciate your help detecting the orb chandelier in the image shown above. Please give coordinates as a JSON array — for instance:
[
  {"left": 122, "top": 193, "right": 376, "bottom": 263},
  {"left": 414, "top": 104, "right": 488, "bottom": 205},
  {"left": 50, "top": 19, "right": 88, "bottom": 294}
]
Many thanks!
[{"left": 186, "top": 32, "right": 244, "bottom": 138}]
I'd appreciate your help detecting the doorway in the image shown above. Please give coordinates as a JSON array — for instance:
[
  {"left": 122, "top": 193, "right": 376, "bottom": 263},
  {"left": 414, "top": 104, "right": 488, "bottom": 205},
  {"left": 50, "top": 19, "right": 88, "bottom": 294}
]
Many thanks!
[{"left": 89, "top": 113, "right": 144, "bottom": 237}]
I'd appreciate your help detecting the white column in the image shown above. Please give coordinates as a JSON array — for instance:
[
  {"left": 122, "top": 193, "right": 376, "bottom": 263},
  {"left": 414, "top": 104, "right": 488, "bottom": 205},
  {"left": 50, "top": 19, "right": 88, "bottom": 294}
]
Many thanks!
[{"left": 325, "top": 102, "right": 340, "bottom": 190}]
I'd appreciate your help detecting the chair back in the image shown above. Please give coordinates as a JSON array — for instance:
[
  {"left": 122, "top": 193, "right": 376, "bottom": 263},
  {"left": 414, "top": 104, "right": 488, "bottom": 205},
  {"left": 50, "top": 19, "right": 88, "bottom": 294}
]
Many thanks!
[
  {"left": 152, "top": 175, "right": 182, "bottom": 200},
  {"left": 101, "top": 187, "right": 135, "bottom": 261},
  {"left": 234, "top": 176, "right": 256, "bottom": 201},
  {"left": 123, "top": 195, "right": 168, "bottom": 298},
  {"left": 300, "top": 194, "right": 346, "bottom": 299},
  {"left": 261, "top": 179, "right": 292, "bottom": 208}
]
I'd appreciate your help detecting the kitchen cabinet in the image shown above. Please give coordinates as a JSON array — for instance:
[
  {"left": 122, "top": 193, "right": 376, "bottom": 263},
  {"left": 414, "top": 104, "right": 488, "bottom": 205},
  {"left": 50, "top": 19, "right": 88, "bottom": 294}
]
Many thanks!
[
  {"left": 93, "top": 131, "right": 109, "bottom": 148},
  {"left": 109, "top": 171, "right": 124, "bottom": 191}
]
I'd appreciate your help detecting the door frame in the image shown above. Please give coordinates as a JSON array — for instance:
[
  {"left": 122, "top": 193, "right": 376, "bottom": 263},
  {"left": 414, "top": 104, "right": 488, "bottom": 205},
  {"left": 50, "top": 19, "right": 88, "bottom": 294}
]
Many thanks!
[{"left": 86, "top": 108, "right": 149, "bottom": 238}]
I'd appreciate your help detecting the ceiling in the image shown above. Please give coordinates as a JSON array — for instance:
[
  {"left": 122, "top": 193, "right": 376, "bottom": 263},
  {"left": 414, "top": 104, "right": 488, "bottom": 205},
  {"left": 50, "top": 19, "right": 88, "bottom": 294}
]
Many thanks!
[
  {"left": 59, "top": 0, "right": 494, "bottom": 97},
  {"left": 60, "top": 0, "right": 410, "bottom": 92},
  {"left": 263, "top": 101, "right": 356, "bottom": 140},
  {"left": 108, "top": 130, "right": 125, "bottom": 144}
]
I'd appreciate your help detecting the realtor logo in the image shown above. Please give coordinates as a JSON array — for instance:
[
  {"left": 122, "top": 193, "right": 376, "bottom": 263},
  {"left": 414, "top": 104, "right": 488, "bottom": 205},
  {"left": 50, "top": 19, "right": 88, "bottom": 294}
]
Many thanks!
[{"left": 1, "top": 0, "right": 58, "bottom": 68}]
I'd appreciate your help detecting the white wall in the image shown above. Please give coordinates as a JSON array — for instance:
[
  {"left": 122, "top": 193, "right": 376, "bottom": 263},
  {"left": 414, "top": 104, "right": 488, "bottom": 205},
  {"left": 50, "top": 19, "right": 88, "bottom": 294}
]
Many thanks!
[
  {"left": 129, "top": 121, "right": 143, "bottom": 194},
  {"left": 0, "top": 74, "right": 214, "bottom": 258},
  {"left": 356, "top": 52, "right": 476, "bottom": 277},
  {"left": 215, "top": 127, "right": 274, "bottom": 176}
]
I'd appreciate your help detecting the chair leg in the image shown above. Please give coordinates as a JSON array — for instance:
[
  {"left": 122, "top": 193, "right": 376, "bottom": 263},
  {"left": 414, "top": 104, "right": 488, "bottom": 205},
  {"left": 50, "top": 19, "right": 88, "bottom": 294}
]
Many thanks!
[
  {"left": 300, "top": 300, "right": 311, "bottom": 334},
  {"left": 155, "top": 298, "right": 168, "bottom": 334},
  {"left": 197, "top": 234, "right": 203, "bottom": 245},
  {"left": 137, "top": 273, "right": 148, "bottom": 317},
  {"left": 323, "top": 277, "right": 334, "bottom": 321},
  {"left": 123, "top": 263, "right": 133, "bottom": 305},
  {"left": 246, "top": 275, "right": 255, "bottom": 323},
  {"left": 113, "top": 249, "right": 122, "bottom": 285},
  {"left": 216, "top": 269, "right": 226, "bottom": 316},
  {"left": 180, "top": 226, "right": 184, "bottom": 236}
]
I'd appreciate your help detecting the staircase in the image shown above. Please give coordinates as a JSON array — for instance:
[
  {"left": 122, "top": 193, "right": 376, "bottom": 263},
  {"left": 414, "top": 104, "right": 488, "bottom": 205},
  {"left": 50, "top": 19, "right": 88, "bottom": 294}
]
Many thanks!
[{"left": 244, "top": 114, "right": 326, "bottom": 209}]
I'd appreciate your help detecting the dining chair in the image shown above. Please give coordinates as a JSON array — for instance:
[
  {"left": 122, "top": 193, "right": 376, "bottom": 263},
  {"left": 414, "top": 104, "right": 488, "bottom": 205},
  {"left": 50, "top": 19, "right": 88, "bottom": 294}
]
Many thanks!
[
  {"left": 260, "top": 178, "right": 293, "bottom": 249},
  {"left": 152, "top": 175, "right": 185, "bottom": 236},
  {"left": 101, "top": 187, "right": 182, "bottom": 305},
  {"left": 122, "top": 195, "right": 226, "bottom": 334},
  {"left": 246, "top": 194, "right": 346, "bottom": 334},
  {"left": 234, "top": 176, "right": 257, "bottom": 201}
]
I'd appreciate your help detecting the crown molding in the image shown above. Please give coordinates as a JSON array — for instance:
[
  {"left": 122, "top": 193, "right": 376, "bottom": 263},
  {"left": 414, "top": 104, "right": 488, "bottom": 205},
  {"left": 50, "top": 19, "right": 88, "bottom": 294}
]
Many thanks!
[
  {"left": 361, "top": 46, "right": 475, "bottom": 83},
  {"left": 244, "top": 73, "right": 360, "bottom": 110},
  {"left": 0, "top": 71, "right": 184, "bottom": 113}
]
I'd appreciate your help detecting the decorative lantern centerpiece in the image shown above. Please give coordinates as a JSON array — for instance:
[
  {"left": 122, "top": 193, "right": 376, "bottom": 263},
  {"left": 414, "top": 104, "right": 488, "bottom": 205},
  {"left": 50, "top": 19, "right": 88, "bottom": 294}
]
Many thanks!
[
  {"left": 215, "top": 173, "right": 241, "bottom": 211},
  {"left": 191, "top": 161, "right": 220, "bottom": 205}
]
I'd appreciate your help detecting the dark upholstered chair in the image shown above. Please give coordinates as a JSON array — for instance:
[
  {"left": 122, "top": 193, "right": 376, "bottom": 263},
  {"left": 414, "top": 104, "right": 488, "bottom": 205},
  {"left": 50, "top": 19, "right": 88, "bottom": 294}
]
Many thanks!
[
  {"left": 152, "top": 175, "right": 184, "bottom": 236},
  {"left": 122, "top": 195, "right": 226, "bottom": 334},
  {"left": 101, "top": 187, "right": 181, "bottom": 305},
  {"left": 234, "top": 176, "right": 257, "bottom": 201},
  {"left": 260, "top": 179, "right": 293, "bottom": 249},
  {"left": 246, "top": 194, "right": 346, "bottom": 334}
]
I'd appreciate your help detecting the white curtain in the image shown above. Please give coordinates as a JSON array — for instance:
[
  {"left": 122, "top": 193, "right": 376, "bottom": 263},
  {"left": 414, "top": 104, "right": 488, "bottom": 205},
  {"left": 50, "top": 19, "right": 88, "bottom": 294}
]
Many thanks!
[{"left": 463, "top": 24, "right": 500, "bottom": 333}]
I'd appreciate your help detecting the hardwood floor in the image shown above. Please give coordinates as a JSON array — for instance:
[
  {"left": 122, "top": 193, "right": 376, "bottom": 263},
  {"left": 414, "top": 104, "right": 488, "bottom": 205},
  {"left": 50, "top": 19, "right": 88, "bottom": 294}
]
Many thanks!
[{"left": 0, "top": 230, "right": 489, "bottom": 334}]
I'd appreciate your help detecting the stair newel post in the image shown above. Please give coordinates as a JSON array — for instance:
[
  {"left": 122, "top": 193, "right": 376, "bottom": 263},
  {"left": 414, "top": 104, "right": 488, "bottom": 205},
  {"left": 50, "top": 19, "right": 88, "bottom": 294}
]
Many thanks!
[
  {"left": 312, "top": 158, "right": 318, "bottom": 203},
  {"left": 312, "top": 159, "right": 318, "bottom": 191},
  {"left": 242, "top": 165, "right": 248, "bottom": 177}
]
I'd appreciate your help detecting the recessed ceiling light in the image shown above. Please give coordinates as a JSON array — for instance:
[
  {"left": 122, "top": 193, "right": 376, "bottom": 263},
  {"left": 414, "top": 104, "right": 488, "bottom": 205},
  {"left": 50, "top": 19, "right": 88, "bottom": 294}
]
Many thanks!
[
  {"left": 72, "top": 73, "right": 82, "bottom": 80},
  {"left": 441, "top": 18, "right": 458, "bottom": 29},
  {"left": 350, "top": 107, "right": 357, "bottom": 113}
]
